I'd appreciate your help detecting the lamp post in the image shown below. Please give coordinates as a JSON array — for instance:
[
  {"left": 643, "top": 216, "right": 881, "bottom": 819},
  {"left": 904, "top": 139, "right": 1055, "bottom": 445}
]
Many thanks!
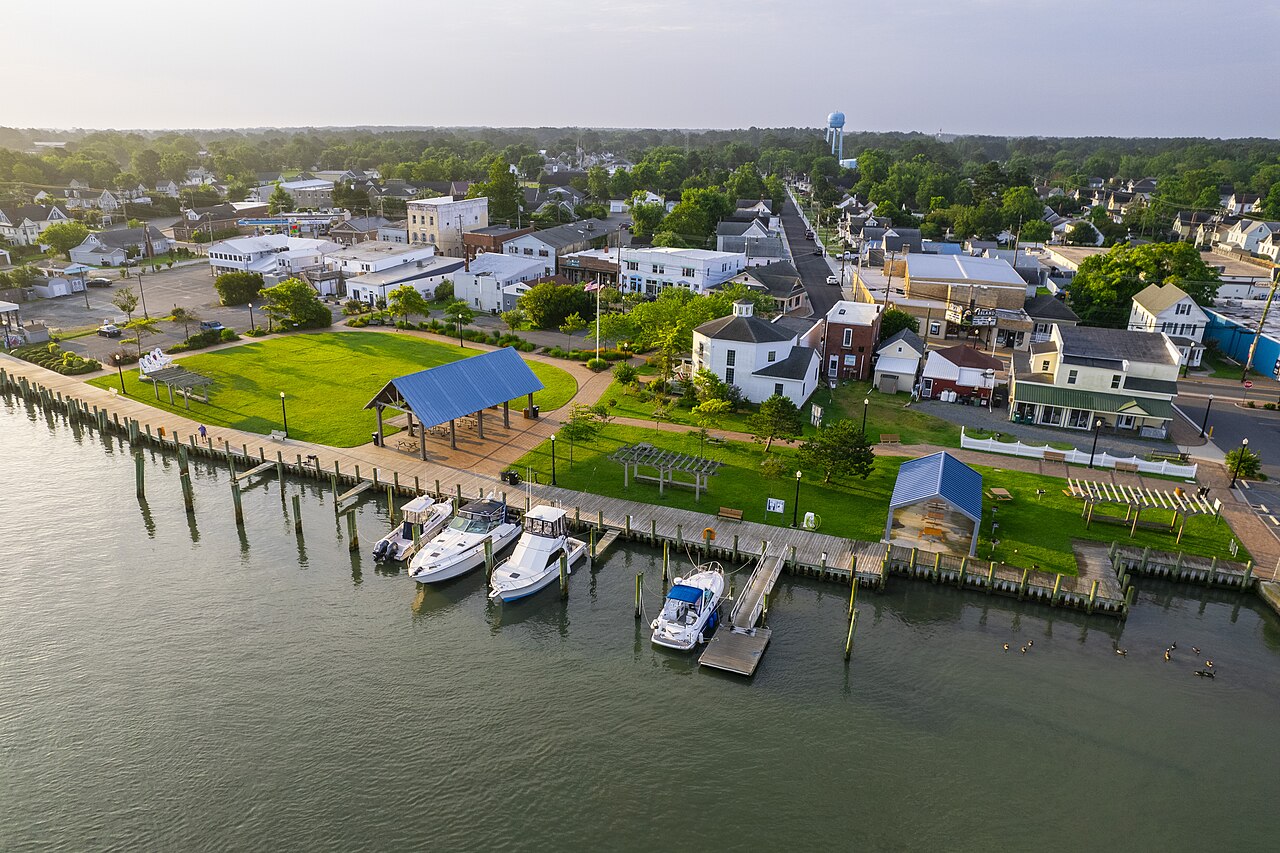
[
  {"left": 861, "top": 397, "right": 869, "bottom": 435},
  {"left": 280, "top": 391, "right": 289, "bottom": 438},
  {"left": 1089, "top": 418, "right": 1103, "bottom": 469},
  {"left": 1199, "top": 394, "right": 1214, "bottom": 438},
  {"left": 550, "top": 433, "right": 557, "bottom": 486},
  {"left": 113, "top": 353, "right": 127, "bottom": 394},
  {"left": 1230, "top": 437, "right": 1250, "bottom": 489},
  {"left": 247, "top": 303, "right": 255, "bottom": 332},
  {"left": 791, "top": 470, "right": 802, "bottom": 528}
]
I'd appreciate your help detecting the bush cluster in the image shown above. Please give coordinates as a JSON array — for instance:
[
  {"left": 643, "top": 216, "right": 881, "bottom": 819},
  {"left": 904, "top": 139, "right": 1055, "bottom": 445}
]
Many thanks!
[
  {"left": 14, "top": 342, "right": 100, "bottom": 375},
  {"left": 167, "top": 327, "right": 239, "bottom": 353},
  {"left": 545, "top": 347, "right": 628, "bottom": 362}
]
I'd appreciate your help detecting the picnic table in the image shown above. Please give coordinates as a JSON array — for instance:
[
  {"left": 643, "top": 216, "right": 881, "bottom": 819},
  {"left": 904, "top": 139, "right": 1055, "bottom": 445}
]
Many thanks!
[{"left": 989, "top": 488, "right": 1012, "bottom": 501}]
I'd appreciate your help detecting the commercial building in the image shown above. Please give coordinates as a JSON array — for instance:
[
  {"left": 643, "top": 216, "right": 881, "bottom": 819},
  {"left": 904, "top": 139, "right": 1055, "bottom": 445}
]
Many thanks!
[
  {"left": 452, "top": 253, "right": 546, "bottom": 314},
  {"left": 462, "top": 224, "right": 533, "bottom": 261},
  {"left": 820, "top": 300, "right": 882, "bottom": 382},
  {"left": 406, "top": 196, "right": 489, "bottom": 255},
  {"left": 206, "top": 234, "right": 341, "bottom": 276},
  {"left": 502, "top": 219, "right": 610, "bottom": 277},
  {"left": 345, "top": 255, "right": 466, "bottom": 305},
  {"left": 618, "top": 246, "right": 746, "bottom": 296}
]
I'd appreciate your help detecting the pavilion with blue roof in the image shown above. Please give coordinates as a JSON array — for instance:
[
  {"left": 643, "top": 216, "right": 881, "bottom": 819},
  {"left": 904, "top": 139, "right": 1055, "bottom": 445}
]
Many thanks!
[
  {"left": 884, "top": 451, "right": 983, "bottom": 556},
  {"left": 364, "top": 347, "right": 544, "bottom": 457}
]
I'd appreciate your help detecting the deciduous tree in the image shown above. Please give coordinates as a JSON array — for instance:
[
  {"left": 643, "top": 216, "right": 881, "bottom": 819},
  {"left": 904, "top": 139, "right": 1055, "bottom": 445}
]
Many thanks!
[
  {"left": 39, "top": 220, "right": 89, "bottom": 257},
  {"left": 1069, "top": 243, "right": 1221, "bottom": 327},
  {"left": 259, "top": 277, "right": 332, "bottom": 329},
  {"left": 386, "top": 284, "right": 429, "bottom": 324},
  {"left": 559, "top": 311, "right": 588, "bottom": 348},
  {"left": 878, "top": 307, "right": 919, "bottom": 342}
]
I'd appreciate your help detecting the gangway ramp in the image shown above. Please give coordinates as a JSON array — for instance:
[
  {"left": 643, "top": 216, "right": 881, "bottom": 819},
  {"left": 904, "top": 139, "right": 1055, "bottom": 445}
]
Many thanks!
[{"left": 698, "top": 550, "right": 785, "bottom": 676}]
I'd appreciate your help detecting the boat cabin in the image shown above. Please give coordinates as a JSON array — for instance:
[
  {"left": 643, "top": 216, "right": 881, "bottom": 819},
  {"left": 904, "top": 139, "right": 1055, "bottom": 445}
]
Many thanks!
[
  {"left": 523, "top": 505, "right": 568, "bottom": 539},
  {"left": 449, "top": 498, "right": 507, "bottom": 533},
  {"left": 661, "top": 584, "right": 710, "bottom": 626}
]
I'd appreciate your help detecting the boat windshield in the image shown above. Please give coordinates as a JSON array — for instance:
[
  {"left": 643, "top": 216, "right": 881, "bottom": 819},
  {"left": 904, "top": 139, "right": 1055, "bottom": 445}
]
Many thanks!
[
  {"left": 447, "top": 513, "right": 496, "bottom": 534},
  {"left": 660, "top": 598, "right": 699, "bottom": 625}
]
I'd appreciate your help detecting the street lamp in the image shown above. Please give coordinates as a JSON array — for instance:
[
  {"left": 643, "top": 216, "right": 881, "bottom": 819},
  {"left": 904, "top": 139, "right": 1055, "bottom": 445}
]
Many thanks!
[
  {"left": 280, "top": 391, "right": 289, "bottom": 437},
  {"left": 1230, "top": 438, "right": 1250, "bottom": 489},
  {"left": 791, "top": 470, "right": 802, "bottom": 528},
  {"left": 550, "top": 433, "right": 557, "bottom": 486},
  {"left": 1089, "top": 418, "right": 1103, "bottom": 469},
  {"left": 247, "top": 303, "right": 256, "bottom": 332},
  {"left": 113, "top": 353, "right": 127, "bottom": 394},
  {"left": 861, "top": 397, "right": 870, "bottom": 435},
  {"left": 1199, "top": 394, "right": 1214, "bottom": 438}
]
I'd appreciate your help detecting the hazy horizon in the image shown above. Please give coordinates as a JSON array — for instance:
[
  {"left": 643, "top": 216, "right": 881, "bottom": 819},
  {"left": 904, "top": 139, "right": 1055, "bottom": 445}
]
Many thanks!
[{"left": 4, "top": 0, "right": 1277, "bottom": 137}]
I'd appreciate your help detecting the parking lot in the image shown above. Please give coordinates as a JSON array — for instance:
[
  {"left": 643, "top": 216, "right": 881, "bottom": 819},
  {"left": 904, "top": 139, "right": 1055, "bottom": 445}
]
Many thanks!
[{"left": 17, "top": 262, "right": 283, "bottom": 361}]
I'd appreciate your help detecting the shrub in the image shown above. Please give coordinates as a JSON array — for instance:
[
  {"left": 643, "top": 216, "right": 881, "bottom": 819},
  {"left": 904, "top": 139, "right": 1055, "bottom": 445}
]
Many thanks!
[
  {"left": 12, "top": 343, "right": 100, "bottom": 375},
  {"left": 1266, "top": 403, "right": 1278, "bottom": 411},
  {"left": 586, "top": 357, "right": 609, "bottom": 371},
  {"left": 1246, "top": 400, "right": 1257, "bottom": 408},
  {"left": 219, "top": 328, "right": 239, "bottom": 342},
  {"left": 214, "top": 271, "right": 264, "bottom": 305},
  {"left": 1226, "top": 445, "right": 1263, "bottom": 480},
  {"left": 347, "top": 317, "right": 369, "bottom": 328},
  {"left": 343, "top": 299, "right": 370, "bottom": 315},
  {"left": 613, "top": 362, "right": 639, "bottom": 385},
  {"left": 111, "top": 349, "right": 140, "bottom": 365},
  {"left": 244, "top": 328, "right": 267, "bottom": 337}
]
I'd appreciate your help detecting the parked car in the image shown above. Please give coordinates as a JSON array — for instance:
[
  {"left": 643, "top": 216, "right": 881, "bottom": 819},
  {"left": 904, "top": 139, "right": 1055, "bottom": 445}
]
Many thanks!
[
  {"left": 198, "top": 320, "right": 225, "bottom": 332},
  {"left": 97, "top": 323, "right": 122, "bottom": 338},
  {"left": 86, "top": 277, "right": 113, "bottom": 288},
  {"left": 804, "top": 230, "right": 815, "bottom": 240},
  {"left": 813, "top": 248, "right": 824, "bottom": 256},
  {"left": 841, "top": 252, "right": 854, "bottom": 260},
  {"left": 826, "top": 275, "right": 840, "bottom": 285}
]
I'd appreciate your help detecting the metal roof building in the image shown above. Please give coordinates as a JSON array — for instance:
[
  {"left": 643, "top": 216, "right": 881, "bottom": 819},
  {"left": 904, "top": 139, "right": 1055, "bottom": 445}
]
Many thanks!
[
  {"left": 364, "top": 347, "right": 544, "bottom": 456},
  {"left": 884, "top": 452, "right": 983, "bottom": 555}
]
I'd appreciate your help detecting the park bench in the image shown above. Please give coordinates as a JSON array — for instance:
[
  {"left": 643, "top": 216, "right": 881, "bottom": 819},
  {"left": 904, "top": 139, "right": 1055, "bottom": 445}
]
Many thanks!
[
  {"left": 1043, "top": 450, "right": 1067, "bottom": 463},
  {"left": 717, "top": 507, "right": 744, "bottom": 521},
  {"left": 1114, "top": 461, "right": 1140, "bottom": 473},
  {"left": 880, "top": 433, "right": 901, "bottom": 444},
  {"left": 269, "top": 430, "right": 287, "bottom": 442}
]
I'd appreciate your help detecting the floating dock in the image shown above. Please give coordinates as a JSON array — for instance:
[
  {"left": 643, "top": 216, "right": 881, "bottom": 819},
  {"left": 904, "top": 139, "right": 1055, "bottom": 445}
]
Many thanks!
[{"left": 699, "top": 551, "right": 786, "bottom": 676}]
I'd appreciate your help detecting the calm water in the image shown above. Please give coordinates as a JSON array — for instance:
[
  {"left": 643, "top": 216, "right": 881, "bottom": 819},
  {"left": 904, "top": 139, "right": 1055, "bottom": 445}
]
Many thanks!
[{"left": 3, "top": 394, "right": 1280, "bottom": 852}]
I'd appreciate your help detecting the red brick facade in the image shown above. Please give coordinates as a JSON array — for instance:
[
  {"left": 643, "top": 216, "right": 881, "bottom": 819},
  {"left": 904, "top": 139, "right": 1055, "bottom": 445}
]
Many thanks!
[{"left": 823, "top": 318, "right": 880, "bottom": 381}]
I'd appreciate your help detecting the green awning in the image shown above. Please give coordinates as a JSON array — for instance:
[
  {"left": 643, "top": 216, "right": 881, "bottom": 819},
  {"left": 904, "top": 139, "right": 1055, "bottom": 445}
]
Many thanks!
[{"left": 1011, "top": 380, "right": 1173, "bottom": 420}]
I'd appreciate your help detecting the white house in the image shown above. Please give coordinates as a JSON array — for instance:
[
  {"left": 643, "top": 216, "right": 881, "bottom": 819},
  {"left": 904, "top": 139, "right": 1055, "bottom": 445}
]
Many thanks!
[
  {"left": 325, "top": 241, "right": 438, "bottom": 277},
  {"left": 453, "top": 253, "right": 545, "bottom": 314},
  {"left": 69, "top": 226, "right": 171, "bottom": 267},
  {"left": 691, "top": 300, "right": 820, "bottom": 407},
  {"left": 502, "top": 219, "right": 609, "bottom": 276},
  {"left": 345, "top": 255, "right": 466, "bottom": 305},
  {"left": 1129, "top": 282, "right": 1208, "bottom": 367},
  {"left": 0, "top": 204, "right": 70, "bottom": 246},
  {"left": 155, "top": 180, "right": 180, "bottom": 198},
  {"left": 207, "top": 234, "right": 341, "bottom": 276},
  {"left": 873, "top": 328, "right": 926, "bottom": 394},
  {"left": 618, "top": 246, "right": 746, "bottom": 296},
  {"left": 250, "top": 179, "right": 334, "bottom": 209},
  {"left": 1224, "top": 219, "right": 1280, "bottom": 254}
]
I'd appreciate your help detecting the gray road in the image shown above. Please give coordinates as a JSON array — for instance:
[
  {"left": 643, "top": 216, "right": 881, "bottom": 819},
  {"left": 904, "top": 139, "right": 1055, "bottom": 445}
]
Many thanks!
[
  {"left": 778, "top": 195, "right": 843, "bottom": 318},
  {"left": 1176, "top": 386, "right": 1280, "bottom": 476}
]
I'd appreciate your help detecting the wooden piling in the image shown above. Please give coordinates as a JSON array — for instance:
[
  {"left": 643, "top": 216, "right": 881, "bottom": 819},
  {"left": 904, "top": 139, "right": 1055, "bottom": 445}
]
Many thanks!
[
  {"left": 1051, "top": 574, "right": 1062, "bottom": 605},
  {"left": 231, "top": 479, "right": 243, "bottom": 526},
  {"left": 986, "top": 562, "right": 995, "bottom": 593},
  {"left": 483, "top": 538, "right": 494, "bottom": 582},
  {"left": 293, "top": 494, "right": 303, "bottom": 534},
  {"left": 559, "top": 552, "right": 569, "bottom": 599},
  {"left": 844, "top": 609, "right": 857, "bottom": 660},
  {"left": 957, "top": 556, "right": 967, "bottom": 588},
  {"left": 456, "top": 483, "right": 462, "bottom": 503},
  {"left": 634, "top": 572, "right": 643, "bottom": 619},
  {"left": 386, "top": 485, "right": 396, "bottom": 524},
  {"left": 662, "top": 541, "right": 669, "bottom": 585},
  {"left": 1019, "top": 568, "right": 1030, "bottom": 599},
  {"left": 133, "top": 452, "right": 146, "bottom": 499},
  {"left": 346, "top": 510, "right": 358, "bottom": 551},
  {"left": 847, "top": 573, "right": 858, "bottom": 618},
  {"left": 1087, "top": 580, "right": 1099, "bottom": 614}
]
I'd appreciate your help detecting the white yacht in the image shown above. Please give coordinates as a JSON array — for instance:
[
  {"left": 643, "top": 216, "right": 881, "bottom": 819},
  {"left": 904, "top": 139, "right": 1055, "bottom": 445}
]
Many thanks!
[
  {"left": 488, "top": 506, "right": 587, "bottom": 603},
  {"left": 650, "top": 565, "right": 726, "bottom": 651},
  {"left": 408, "top": 497, "right": 520, "bottom": 583},
  {"left": 371, "top": 496, "right": 453, "bottom": 563}
]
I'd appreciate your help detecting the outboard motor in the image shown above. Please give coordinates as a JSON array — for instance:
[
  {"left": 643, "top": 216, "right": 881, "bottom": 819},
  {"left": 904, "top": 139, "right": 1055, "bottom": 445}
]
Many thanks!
[{"left": 372, "top": 539, "right": 390, "bottom": 561}]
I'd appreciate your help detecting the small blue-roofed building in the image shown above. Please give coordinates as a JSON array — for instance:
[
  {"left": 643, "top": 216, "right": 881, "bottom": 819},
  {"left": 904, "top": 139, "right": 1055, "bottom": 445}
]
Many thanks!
[
  {"left": 884, "top": 452, "right": 983, "bottom": 556},
  {"left": 364, "top": 347, "right": 544, "bottom": 457}
]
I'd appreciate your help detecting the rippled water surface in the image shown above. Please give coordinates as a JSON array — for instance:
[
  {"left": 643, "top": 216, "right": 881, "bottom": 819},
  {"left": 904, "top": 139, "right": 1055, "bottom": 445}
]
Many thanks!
[{"left": 2, "top": 396, "right": 1279, "bottom": 852}]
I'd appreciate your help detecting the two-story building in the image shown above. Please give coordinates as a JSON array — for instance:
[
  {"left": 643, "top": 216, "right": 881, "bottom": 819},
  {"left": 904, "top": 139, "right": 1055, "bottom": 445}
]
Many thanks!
[
  {"left": 206, "top": 234, "right": 341, "bottom": 277},
  {"left": 344, "top": 255, "right": 466, "bottom": 305},
  {"left": 1128, "top": 282, "right": 1209, "bottom": 368},
  {"left": 1024, "top": 293, "right": 1079, "bottom": 343},
  {"left": 328, "top": 216, "right": 392, "bottom": 246},
  {"left": 69, "top": 226, "right": 171, "bottom": 266},
  {"left": 172, "top": 202, "right": 265, "bottom": 242},
  {"left": 1010, "top": 325, "right": 1181, "bottom": 437},
  {"left": 727, "top": 261, "right": 807, "bottom": 315},
  {"left": 873, "top": 328, "right": 926, "bottom": 394},
  {"left": 462, "top": 224, "right": 533, "bottom": 261},
  {"left": 251, "top": 179, "right": 335, "bottom": 209},
  {"left": 820, "top": 300, "right": 883, "bottom": 382},
  {"left": 618, "top": 246, "right": 746, "bottom": 296},
  {"left": 0, "top": 204, "right": 70, "bottom": 246},
  {"left": 406, "top": 196, "right": 489, "bottom": 255},
  {"left": 691, "top": 300, "right": 820, "bottom": 407},
  {"left": 502, "top": 219, "right": 610, "bottom": 277},
  {"left": 452, "top": 253, "right": 546, "bottom": 314},
  {"left": 715, "top": 219, "right": 785, "bottom": 262},
  {"left": 1224, "top": 219, "right": 1280, "bottom": 254}
]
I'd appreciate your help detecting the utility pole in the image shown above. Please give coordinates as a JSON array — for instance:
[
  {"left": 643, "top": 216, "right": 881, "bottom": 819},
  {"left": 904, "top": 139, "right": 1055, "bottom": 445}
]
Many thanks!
[
  {"left": 882, "top": 250, "right": 897, "bottom": 308},
  {"left": 1242, "top": 268, "right": 1280, "bottom": 381}
]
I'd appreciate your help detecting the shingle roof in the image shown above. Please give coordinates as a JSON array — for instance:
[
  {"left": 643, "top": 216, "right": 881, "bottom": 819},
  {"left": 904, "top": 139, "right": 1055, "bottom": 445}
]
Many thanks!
[
  {"left": 752, "top": 346, "right": 816, "bottom": 380},
  {"left": 695, "top": 313, "right": 793, "bottom": 344},
  {"left": 744, "top": 260, "right": 802, "bottom": 296},
  {"left": 93, "top": 226, "right": 166, "bottom": 249},
  {"left": 1023, "top": 294, "right": 1079, "bottom": 323},
  {"left": 364, "top": 347, "right": 543, "bottom": 428},
  {"left": 1132, "top": 283, "right": 1193, "bottom": 316},
  {"left": 1058, "top": 326, "right": 1177, "bottom": 366},
  {"left": 523, "top": 219, "right": 608, "bottom": 250},
  {"left": 889, "top": 452, "right": 983, "bottom": 523},
  {"left": 932, "top": 344, "right": 1003, "bottom": 371},
  {"left": 877, "top": 328, "right": 925, "bottom": 356}
]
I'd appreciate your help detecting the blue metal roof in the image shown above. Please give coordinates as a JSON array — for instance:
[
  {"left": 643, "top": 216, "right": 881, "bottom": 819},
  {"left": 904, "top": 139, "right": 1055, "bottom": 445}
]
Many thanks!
[
  {"left": 366, "top": 347, "right": 544, "bottom": 428},
  {"left": 888, "top": 452, "right": 983, "bottom": 523}
]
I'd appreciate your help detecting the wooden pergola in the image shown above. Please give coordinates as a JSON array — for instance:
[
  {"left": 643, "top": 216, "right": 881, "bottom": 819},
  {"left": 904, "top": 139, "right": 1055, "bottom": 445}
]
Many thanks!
[
  {"left": 1068, "top": 478, "right": 1221, "bottom": 543},
  {"left": 143, "top": 366, "right": 213, "bottom": 409},
  {"left": 608, "top": 442, "right": 723, "bottom": 501}
]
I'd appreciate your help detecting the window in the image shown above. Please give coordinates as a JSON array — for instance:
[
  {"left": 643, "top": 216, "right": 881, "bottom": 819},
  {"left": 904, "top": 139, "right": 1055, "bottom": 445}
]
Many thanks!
[
  {"left": 725, "top": 368, "right": 735, "bottom": 385},
  {"left": 428, "top": 216, "right": 434, "bottom": 226},
  {"left": 625, "top": 261, "right": 639, "bottom": 271},
  {"left": 524, "top": 248, "right": 533, "bottom": 255},
  {"left": 682, "top": 267, "right": 695, "bottom": 277},
  {"left": 929, "top": 321, "right": 941, "bottom": 336},
  {"left": 1040, "top": 360, "right": 1050, "bottom": 372},
  {"left": 726, "top": 350, "right": 736, "bottom": 366},
  {"left": 1067, "top": 370, "right": 1078, "bottom": 385},
  {"left": 1176, "top": 302, "right": 1191, "bottom": 315},
  {"left": 842, "top": 328, "right": 853, "bottom": 348},
  {"left": 1040, "top": 405, "right": 1063, "bottom": 426},
  {"left": 1111, "top": 374, "right": 1121, "bottom": 389},
  {"left": 652, "top": 264, "right": 664, "bottom": 274},
  {"left": 768, "top": 351, "right": 777, "bottom": 362},
  {"left": 775, "top": 383, "right": 784, "bottom": 397},
  {"left": 508, "top": 246, "right": 517, "bottom": 254},
  {"left": 538, "top": 249, "right": 549, "bottom": 257}
]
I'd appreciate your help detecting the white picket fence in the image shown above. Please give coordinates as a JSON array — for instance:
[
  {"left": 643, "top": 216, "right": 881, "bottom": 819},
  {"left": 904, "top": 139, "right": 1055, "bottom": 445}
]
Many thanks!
[{"left": 960, "top": 427, "right": 1198, "bottom": 478}]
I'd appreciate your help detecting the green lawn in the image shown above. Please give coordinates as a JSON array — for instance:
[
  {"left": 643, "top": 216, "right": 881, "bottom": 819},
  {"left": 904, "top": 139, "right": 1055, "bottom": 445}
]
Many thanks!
[
  {"left": 515, "top": 425, "right": 1244, "bottom": 574},
  {"left": 1200, "top": 349, "right": 1259, "bottom": 380},
  {"left": 596, "top": 378, "right": 960, "bottom": 447},
  {"left": 88, "top": 332, "right": 577, "bottom": 447}
]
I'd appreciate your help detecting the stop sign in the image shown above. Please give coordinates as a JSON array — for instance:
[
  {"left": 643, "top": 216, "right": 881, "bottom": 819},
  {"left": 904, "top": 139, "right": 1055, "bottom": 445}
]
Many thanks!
[{"left": 1244, "top": 380, "right": 1254, "bottom": 389}]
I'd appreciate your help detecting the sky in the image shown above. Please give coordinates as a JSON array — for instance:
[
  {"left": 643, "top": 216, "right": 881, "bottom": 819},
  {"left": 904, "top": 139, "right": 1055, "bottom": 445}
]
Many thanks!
[{"left": 4, "top": 0, "right": 1278, "bottom": 138}]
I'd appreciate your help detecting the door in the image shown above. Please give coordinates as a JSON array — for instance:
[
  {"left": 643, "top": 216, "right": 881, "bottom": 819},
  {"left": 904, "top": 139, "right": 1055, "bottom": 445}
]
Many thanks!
[{"left": 921, "top": 378, "right": 934, "bottom": 398}]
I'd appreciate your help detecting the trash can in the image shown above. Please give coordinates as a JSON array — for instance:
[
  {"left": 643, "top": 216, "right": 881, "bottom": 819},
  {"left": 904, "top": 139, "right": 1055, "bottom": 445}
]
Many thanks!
[
  {"left": 371, "top": 431, "right": 381, "bottom": 447},
  {"left": 508, "top": 471, "right": 521, "bottom": 486},
  {"left": 531, "top": 404, "right": 540, "bottom": 419}
]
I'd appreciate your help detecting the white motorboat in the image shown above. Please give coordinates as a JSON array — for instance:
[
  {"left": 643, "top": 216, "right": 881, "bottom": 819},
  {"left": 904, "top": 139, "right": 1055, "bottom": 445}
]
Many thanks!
[
  {"left": 370, "top": 495, "right": 453, "bottom": 562},
  {"left": 650, "top": 565, "right": 726, "bottom": 651},
  {"left": 488, "top": 506, "right": 587, "bottom": 602},
  {"left": 408, "top": 497, "right": 520, "bottom": 583}
]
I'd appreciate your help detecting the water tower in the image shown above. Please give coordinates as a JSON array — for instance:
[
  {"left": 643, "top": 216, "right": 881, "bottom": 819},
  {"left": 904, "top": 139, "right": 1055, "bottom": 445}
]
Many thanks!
[{"left": 826, "top": 111, "right": 846, "bottom": 161}]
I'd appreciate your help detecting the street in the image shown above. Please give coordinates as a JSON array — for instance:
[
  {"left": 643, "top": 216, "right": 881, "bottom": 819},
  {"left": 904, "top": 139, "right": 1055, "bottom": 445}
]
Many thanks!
[
  {"left": 1176, "top": 384, "right": 1280, "bottom": 477},
  {"left": 778, "top": 194, "right": 844, "bottom": 318}
]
